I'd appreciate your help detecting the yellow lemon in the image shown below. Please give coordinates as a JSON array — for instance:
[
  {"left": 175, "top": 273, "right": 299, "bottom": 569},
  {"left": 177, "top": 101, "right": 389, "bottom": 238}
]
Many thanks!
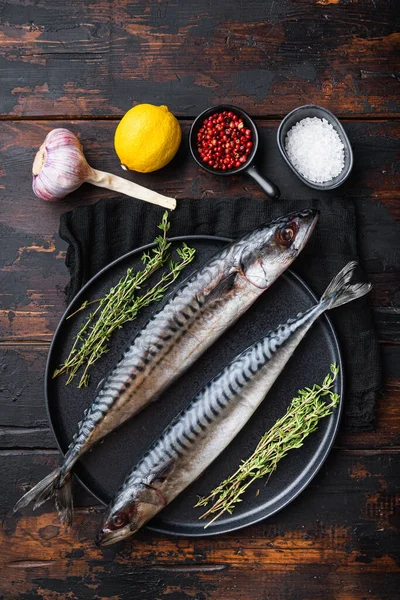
[{"left": 114, "top": 104, "right": 182, "bottom": 173}]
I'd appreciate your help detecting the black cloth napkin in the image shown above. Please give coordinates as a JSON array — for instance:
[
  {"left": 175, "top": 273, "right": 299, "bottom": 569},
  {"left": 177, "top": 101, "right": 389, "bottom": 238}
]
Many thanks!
[{"left": 60, "top": 196, "right": 381, "bottom": 431}]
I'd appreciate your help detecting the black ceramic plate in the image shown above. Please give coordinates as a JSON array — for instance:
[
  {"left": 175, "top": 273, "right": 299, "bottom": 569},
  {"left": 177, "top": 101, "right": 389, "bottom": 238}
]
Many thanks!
[{"left": 46, "top": 236, "right": 343, "bottom": 537}]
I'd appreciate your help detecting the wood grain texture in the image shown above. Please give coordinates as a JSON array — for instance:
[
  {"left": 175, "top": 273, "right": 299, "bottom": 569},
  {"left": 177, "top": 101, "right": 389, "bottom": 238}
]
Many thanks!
[
  {"left": 3, "top": 450, "right": 399, "bottom": 599},
  {"left": 0, "top": 0, "right": 399, "bottom": 118},
  {"left": 0, "top": 0, "right": 399, "bottom": 597}
]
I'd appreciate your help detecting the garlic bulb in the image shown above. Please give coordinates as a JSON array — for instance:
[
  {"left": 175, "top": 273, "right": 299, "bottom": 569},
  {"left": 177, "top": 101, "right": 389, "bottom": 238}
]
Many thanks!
[
  {"left": 32, "top": 129, "right": 176, "bottom": 210},
  {"left": 32, "top": 129, "right": 91, "bottom": 201}
]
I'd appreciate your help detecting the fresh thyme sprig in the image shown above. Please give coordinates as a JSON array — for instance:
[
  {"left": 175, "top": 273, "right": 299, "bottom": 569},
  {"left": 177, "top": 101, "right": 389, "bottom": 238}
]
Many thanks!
[
  {"left": 54, "top": 212, "right": 196, "bottom": 387},
  {"left": 196, "top": 363, "right": 340, "bottom": 526}
]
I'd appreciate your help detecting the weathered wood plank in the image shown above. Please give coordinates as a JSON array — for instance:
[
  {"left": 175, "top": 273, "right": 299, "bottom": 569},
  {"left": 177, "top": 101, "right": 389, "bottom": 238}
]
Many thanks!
[
  {"left": 0, "top": 345, "right": 398, "bottom": 449},
  {"left": 0, "top": 346, "right": 48, "bottom": 429},
  {"left": 1, "top": 120, "right": 399, "bottom": 234},
  {"left": 2, "top": 449, "right": 398, "bottom": 599},
  {"left": 0, "top": 2, "right": 398, "bottom": 598},
  {"left": 2, "top": 563, "right": 398, "bottom": 600},
  {"left": 0, "top": 426, "right": 54, "bottom": 449},
  {"left": 0, "top": 0, "right": 398, "bottom": 118}
]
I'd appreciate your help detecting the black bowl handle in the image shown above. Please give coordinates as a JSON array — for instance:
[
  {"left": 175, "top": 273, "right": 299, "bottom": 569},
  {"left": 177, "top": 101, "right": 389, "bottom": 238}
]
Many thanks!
[{"left": 246, "top": 164, "right": 280, "bottom": 199}]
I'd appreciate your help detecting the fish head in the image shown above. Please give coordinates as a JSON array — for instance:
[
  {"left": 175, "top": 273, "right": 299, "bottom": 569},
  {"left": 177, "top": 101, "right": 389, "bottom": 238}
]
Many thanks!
[
  {"left": 236, "top": 209, "right": 319, "bottom": 289},
  {"left": 96, "top": 482, "right": 164, "bottom": 547}
]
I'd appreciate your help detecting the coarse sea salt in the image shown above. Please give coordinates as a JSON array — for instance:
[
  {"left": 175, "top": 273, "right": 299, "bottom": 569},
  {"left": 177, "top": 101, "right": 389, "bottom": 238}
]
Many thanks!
[{"left": 285, "top": 117, "right": 345, "bottom": 184}]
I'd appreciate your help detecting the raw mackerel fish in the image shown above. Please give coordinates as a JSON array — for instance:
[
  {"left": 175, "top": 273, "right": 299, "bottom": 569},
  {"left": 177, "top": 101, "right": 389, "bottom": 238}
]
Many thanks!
[
  {"left": 14, "top": 210, "right": 318, "bottom": 524},
  {"left": 97, "top": 261, "right": 370, "bottom": 546}
]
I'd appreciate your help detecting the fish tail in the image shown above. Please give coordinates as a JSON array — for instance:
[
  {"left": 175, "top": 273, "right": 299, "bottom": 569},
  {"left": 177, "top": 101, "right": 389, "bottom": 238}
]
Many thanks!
[
  {"left": 13, "top": 468, "right": 74, "bottom": 526},
  {"left": 54, "top": 472, "right": 73, "bottom": 526},
  {"left": 321, "top": 261, "right": 371, "bottom": 310}
]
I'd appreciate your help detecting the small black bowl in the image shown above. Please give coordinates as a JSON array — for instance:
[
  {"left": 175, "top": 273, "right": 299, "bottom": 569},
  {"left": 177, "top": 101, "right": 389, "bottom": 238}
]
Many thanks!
[
  {"left": 277, "top": 105, "right": 353, "bottom": 191},
  {"left": 190, "top": 104, "right": 280, "bottom": 199}
]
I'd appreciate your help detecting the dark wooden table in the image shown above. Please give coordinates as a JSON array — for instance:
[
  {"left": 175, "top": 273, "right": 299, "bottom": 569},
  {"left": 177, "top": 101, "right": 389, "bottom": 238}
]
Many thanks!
[{"left": 0, "top": 2, "right": 399, "bottom": 599}]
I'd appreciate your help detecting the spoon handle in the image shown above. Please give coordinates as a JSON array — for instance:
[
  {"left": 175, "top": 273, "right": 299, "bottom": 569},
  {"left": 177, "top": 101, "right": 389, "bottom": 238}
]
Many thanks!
[{"left": 246, "top": 164, "right": 280, "bottom": 200}]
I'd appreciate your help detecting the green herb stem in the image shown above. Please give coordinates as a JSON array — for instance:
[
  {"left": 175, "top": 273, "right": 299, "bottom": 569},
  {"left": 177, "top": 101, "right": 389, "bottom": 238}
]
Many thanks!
[
  {"left": 196, "top": 364, "right": 340, "bottom": 526},
  {"left": 53, "top": 212, "right": 195, "bottom": 387}
]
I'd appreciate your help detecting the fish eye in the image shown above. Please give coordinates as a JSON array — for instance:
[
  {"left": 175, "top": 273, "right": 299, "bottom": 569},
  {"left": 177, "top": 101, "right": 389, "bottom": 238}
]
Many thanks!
[
  {"left": 275, "top": 222, "right": 298, "bottom": 247},
  {"left": 111, "top": 513, "right": 129, "bottom": 529}
]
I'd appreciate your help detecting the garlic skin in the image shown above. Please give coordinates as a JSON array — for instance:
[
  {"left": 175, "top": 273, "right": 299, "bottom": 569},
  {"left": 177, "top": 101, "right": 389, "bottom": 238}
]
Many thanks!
[{"left": 32, "top": 128, "right": 93, "bottom": 201}]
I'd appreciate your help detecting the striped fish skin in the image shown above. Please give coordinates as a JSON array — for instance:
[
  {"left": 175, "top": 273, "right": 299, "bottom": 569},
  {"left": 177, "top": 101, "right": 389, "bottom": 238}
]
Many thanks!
[
  {"left": 96, "top": 306, "right": 320, "bottom": 545},
  {"left": 97, "top": 262, "right": 371, "bottom": 546},
  {"left": 13, "top": 210, "right": 318, "bottom": 525},
  {"left": 62, "top": 209, "right": 318, "bottom": 473}
]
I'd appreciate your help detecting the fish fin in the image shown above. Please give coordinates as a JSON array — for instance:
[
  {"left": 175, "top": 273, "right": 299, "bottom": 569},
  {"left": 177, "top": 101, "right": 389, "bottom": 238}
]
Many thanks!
[
  {"left": 149, "top": 460, "right": 174, "bottom": 485},
  {"left": 321, "top": 261, "right": 371, "bottom": 310},
  {"left": 54, "top": 472, "right": 73, "bottom": 526},
  {"left": 204, "top": 271, "right": 237, "bottom": 301},
  {"left": 14, "top": 469, "right": 61, "bottom": 513},
  {"left": 14, "top": 468, "right": 74, "bottom": 527}
]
